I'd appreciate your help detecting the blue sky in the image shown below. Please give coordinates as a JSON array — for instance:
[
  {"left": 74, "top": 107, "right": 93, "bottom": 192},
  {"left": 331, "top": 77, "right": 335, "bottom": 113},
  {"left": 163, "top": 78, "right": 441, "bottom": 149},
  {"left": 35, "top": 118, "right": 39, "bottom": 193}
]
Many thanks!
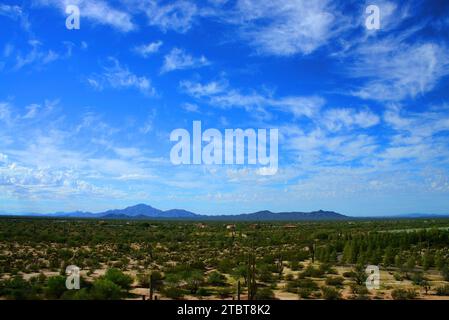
[{"left": 1, "top": 0, "right": 449, "bottom": 216}]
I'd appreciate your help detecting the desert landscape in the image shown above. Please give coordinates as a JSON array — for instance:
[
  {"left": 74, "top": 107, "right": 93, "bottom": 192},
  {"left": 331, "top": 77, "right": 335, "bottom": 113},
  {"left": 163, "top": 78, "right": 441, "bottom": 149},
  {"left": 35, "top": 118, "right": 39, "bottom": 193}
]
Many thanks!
[{"left": 1, "top": 216, "right": 449, "bottom": 300}]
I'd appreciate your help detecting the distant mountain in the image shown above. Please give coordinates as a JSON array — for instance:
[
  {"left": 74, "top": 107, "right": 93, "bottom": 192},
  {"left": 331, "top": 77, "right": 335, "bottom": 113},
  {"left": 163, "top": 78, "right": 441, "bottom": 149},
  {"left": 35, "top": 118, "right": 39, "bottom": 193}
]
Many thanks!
[
  {"left": 388, "top": 213, "right": 449, "bottom": 219},
  {"left": 96, "top": 204, "right": 198, "bottom": 219},
  {"left": 201, "top": 210, "right": 347, "bottom": 221},
  {"left": 2, "top": 205, "right": 449, "bottom": 221},
  {"left": 1, "top": 204, "right": 347, "bottom": 221}
]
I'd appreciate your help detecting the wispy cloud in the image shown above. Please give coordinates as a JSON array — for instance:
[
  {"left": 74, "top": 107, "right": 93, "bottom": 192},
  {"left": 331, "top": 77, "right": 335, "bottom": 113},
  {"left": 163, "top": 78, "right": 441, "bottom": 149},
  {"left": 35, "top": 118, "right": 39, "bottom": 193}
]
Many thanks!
[
  {"left": 349, "top": 40, "right": 449, "bottom": 101},
  {"left": 88, "top": 57, "right": 156, "bottom": 96},
  {"left": 227, "top": 0, "right": 338, "bottom": 56},
  {"left": 0, "top": 4, "right": 30, "bottom": 30},
  {"left": 132, "top": 40, "right": 163, "bottom": 57},
  {"left": 180, "top": 79, "right": 324, "bottom": 118},
  {"left": 181, "top": 102, "right": 200, "bottom": 113},
  {"left": 161, "top": 48, "right": 209, "bottom": 73},
  {"left": 139, "top": 0, "right": 199, "bottom": 33},
  {"left": 321, "top": 107, "right": 380, "bottom": 132},
  {"left": 13, "top": 40, "right": 60, "bottom": 70}
]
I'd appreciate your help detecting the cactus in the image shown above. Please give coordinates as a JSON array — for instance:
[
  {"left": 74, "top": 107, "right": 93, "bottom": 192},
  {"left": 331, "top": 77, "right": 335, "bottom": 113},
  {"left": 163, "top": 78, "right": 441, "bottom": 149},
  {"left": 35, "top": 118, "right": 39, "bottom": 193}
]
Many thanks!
[
  {"left": 149, "top": 272, "right": 154, "bottom": 300},
  {"left": 237, "top": 280, "right": 241, "bottom": 300},
  {"left": 247, "top": 252, "right": 257, "bottom": 300}
]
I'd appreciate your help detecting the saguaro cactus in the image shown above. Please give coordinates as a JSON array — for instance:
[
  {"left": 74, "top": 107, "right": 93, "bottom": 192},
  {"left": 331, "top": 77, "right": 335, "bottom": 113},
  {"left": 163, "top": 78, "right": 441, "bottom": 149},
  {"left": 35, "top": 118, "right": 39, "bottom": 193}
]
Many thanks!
[
  {"left": 237, "top": 280, "right": 241, "bottom": 300},
  {"left": 149, "top": 273, "right": 154, "bottom": 300},
  {"left": 247, "top": 252, "right": 257, "bottom": 300}
]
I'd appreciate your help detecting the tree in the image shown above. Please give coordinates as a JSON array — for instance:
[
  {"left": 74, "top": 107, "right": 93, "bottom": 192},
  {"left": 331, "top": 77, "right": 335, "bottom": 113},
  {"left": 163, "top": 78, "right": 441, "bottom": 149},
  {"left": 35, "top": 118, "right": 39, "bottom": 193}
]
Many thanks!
[
  {"left": 405, "top": 256, "right": 416, "bottom": 276},
  {"left": 207, "top": 271, "right": 226, "bottom": 286},
  {"left": 103, "top": 268, "right": 133, "bottom": 290},
  {"left": 383, "top": 247, "right": 395, "bottom": 266},
  {"left": 186, "top": 270, "right": 204, "bottom": 294},
  {"left": 91, "top": 279, "right": 122, "bottom": 300},
  {"left": 45, "top": 276, "right": 67, "bottom": 299},
  {"left": 422, "top": 251, "right": 434, "bottom": 271},
  {"left": 353, "top": 264, "right": 366, "bottom": 286},
  {"left": 233, "top": 265, "right": 248, "bottom": 286},
  {"left": 441, "top": 264, "right": 449, "bottom": 281}
]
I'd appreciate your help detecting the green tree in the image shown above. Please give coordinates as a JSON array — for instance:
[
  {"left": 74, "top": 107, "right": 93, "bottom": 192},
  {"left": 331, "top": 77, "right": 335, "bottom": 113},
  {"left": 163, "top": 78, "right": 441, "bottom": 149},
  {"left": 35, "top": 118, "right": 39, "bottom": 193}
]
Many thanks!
[
  {"left": 207, "top": 271, "right": 227, "bottom": 286},
  {"left": 45, "top": 276, "right": 67, "bottom": 299},
  {"left": 103, "top": 268, "right": 133, "bottom": 290},
  {"left": 91, "top": 279, "right": 122, "bottom": 300}
]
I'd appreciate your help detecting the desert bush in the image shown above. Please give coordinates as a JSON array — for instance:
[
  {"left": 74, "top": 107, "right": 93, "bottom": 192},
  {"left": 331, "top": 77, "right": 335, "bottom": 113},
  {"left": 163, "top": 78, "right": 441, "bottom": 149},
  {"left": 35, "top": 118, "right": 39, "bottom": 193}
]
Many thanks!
[
  {"left": 103, "top": 268, "right": 133, "bottom": 290},
  {"left": 45, "top": 276, "right": 67, "bottom": 299},
  {"left": 90, "top": 279, "right": 122, "bottom": 300},
  {"left": 298, "top": 288, "right": 313, "bottom": 299},
  {"left": 391, "top": 288, "right": 417, "bottom": 300},
  {"left": 321, "top": 286, "right": 341, "bottom": 300},
  {"left": 435, "top": 284, "right": 449, "bottom": 296},
  {"left": 207, "top": 271, "right": 227, "bottom": 286},
  {"left": 255, "top": 287, "right": 276, "bottom": 300},
  {"left": 163, "top": 286, "right": 184, "bottom": 299},
  {"left": 325, "top": 276, "right": 344, "bottom": 287}
]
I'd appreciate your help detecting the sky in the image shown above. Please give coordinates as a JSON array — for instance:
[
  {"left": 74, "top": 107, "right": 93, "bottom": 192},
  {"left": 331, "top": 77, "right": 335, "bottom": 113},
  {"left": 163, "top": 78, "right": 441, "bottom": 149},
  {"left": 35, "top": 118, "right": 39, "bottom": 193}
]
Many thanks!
[{"left": 0, "top": 0, "right": 449, "bottom": 216}]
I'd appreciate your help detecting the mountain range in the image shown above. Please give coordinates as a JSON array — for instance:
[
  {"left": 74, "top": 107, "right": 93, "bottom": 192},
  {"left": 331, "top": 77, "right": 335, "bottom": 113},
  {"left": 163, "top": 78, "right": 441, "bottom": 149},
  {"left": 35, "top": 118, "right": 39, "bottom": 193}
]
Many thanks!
[
  {"left": 2, "top": 204, "right": 449, "bottom": 221},
  {"left": 0, "top": 204, "right": 348, "bottom": 221}
]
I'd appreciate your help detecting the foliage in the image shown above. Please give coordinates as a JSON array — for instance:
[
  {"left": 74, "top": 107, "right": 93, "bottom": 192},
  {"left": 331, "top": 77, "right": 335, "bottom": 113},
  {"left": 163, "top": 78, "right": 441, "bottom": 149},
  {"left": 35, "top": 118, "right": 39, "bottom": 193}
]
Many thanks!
[{"left": 391, "top": 289, "right": 417, "bottom": 300}]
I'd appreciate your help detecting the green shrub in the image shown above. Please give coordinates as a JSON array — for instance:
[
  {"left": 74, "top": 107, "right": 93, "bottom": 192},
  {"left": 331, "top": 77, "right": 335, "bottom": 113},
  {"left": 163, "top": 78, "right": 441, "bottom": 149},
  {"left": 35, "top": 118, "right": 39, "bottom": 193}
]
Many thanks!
[
  {"left": 435, "top": 285, "right": 449, "bottom": 296},
  {"left": 163, "top": 286, "right": 184, "bottom": 299},
  {"left": 255, "top": 287, "right": 276, "bottom": 300},
  {"left": 103, "top": 268, "right": 133, "bottom": 290},
  {"left": 207, "top": 271, "right": 227, "bottom": 286},
  {"left": 196, "top": 287, "right": 210, "bottom": 297},
  {"left": 325, "top": 276, "right": 344, "bottom": 287},
  {"left": 301, "top": 265, "right": 324, "bottom": 278},
  {"left": 90, "top": 279, "right": 122, "bottom": 300},
  {"left": 393, "top": 273, "right": 403, "bottom": 281},
  {"left": 391, "top": 288, "right": 417, "bottom": 300},
  {"left": 45, "top": 276, "right": 67, "bottom": 299},
  {"left": 411, "top": 272, "right": 425, "bottom": 285},
  {"left": 298, "top": 288, "right": 313, "bottom": 299},
  {"left": 321, "top": 286, "right": 341, "bottom": 300},
  {"left": 0, "top": 276, "right": 36, "bottom": 300},
  {"left": 297, "top": 279, "right": 319, "bottom": 290}
]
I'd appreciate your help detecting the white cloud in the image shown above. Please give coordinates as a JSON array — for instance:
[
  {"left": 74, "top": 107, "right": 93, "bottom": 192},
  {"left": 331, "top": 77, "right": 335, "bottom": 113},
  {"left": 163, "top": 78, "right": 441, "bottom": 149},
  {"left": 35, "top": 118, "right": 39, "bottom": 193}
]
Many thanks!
[
  {"left": 322, "top": 107, "right": 380, "bottom": 132},
  {"left": 14, "top": 40, "right": 60, "bottom": 70},
  {"left": 181, "top": 102, "right": 199, "bottom": 113},
  {"left": 179, "top": 80, "right": 226, "bottom": 97},
  {"left": 0, "top": 102, "right": 12, "bottom": 125},
  {"left": 88, "top": 58, "right": 156, "bottom": 96},
  {"left": 180, "top": 79, "right": 324, "bottom": 118},
  {"left": 141, "top": 0, "right": 199, "bottom": 33},
  {"left": 0, "top": 4, "right": 30, "bottom": 30},
  {"left": 132, "top": 40, "right": 163, "bottom": 57},
  {"left": 23, "top": 104, "right": 41, "bottom": 119},
  {"left": 0, "top": 4, "right": 22, "bottom": 18},
  {"left": 161, "top": 48, "right": 209, "bottom": 73},
  {"left": 229, "top": 0, "right": 337, "bottom": 56},
  {"left": 349, "top": 40, "right": 449, "bottom": 101}
]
